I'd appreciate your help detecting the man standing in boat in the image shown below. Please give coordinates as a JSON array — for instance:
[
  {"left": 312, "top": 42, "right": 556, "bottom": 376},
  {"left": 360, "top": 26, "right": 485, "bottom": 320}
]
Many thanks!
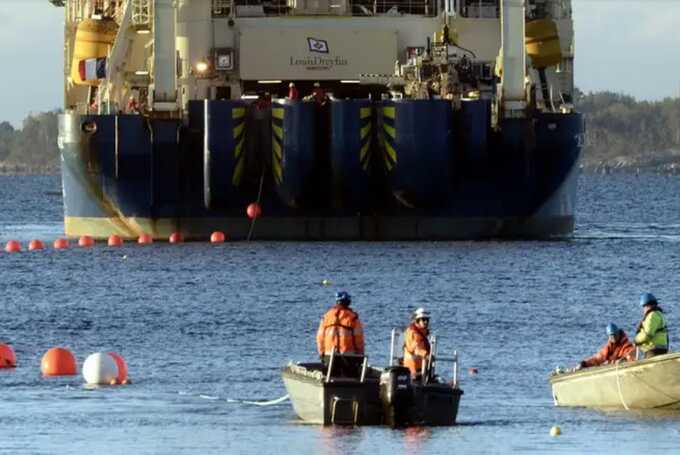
[
  {"left": 577, "top": 323, "right": 635, "bottom": 369},
  {"left": 403, "top": 308, "right": 432, "bottom": 379},
  {"left": 634, "top": 292, "right": 669, "bottom": 359},
  {"left": 316, "top": 291, "right": 365, "bottom": 377}
]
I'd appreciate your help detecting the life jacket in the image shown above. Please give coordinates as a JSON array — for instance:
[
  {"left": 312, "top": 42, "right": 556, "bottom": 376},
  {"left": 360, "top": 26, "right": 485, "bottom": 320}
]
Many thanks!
[
  {"left": 635, "top": 309, "right": 669, "bottom": 353},
  {"left": 403, "top": 323, "right": 430, "bottom": 377},
  {"left": 582, "top": 332, "right": 636, "bottom": 367},
  {"left": 316, "top": 304, "right": 365, "bottom": 355}
]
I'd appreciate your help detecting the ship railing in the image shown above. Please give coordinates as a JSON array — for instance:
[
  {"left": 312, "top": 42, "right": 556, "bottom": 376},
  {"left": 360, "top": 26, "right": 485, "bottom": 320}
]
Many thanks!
[
  {"left": 212, "top": 0, "right": 233, "bottom": 16},
  {"left": 225, "top": 0, "right": 437, "bottom": 17},
  {"left": 130, "top": 0, "right": 153, "bottom": 29},
  {"left": 458, "top": 0, "right": 498, "bottom": 18},
  {"left": 389, "top": 329, "right": 460, "bottom": 388},
  {"left": 370, "top": 0, "right": 437, "bottom": 16}
]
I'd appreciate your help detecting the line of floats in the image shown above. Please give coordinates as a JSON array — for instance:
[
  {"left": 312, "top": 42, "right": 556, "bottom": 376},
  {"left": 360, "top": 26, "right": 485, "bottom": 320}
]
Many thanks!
[
  {"left": 0, "top": 344, "right": 129, "bottom": 386},
  {"left": 2, "top": 203, "right": 263, "bottom": 252}
]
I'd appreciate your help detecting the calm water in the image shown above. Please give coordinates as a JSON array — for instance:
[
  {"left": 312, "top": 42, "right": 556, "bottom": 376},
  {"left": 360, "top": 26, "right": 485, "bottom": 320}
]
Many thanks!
[{"left": 1, "top": 174, "right": 680, "bottom": 454}]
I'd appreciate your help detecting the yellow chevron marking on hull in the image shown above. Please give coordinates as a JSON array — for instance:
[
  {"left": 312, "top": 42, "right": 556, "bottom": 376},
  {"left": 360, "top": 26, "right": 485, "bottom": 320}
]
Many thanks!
[
  {"left": 232, "top": 156, "right": 245, "bottom": 185},
  {"left": 385, "top": 141, "right": 397, "bottom": 163},
  {"left": 383, "top": 123, "right": 395, "bottom": 139},
  {"left": 360, "top": 107, "right": 371, "bottom": 119},
  {"left": 384, "top": 156, "right": 394, "bottom": 171},
  {"left": 272, "top": 124, "right": 283, "bottom": 140},
  {"left": 272, "top": 108, "right": 285, "bottom": 120},
  {"left": 273, "top": 155, "right": 283, "bottom": 182},
  {"left": 273, "top": 139, "right": 282, "bottom": 160},
  {"left": 232, "top": 107, "right": 246, "bottom": 119},
  {"left": 383, "top": 106, "right": 395, "bottom": 119},
  {"left": 233, "top": 122, "right": 244, "bottom": 139},
  {"left": 360, "top": 124, "right": 371, "bottom": 140},
  {"left": 360, "top": 141, "right": 370, "bottom": 163},
  {"left": 234, "top": 136, "right": 245, "bottom": 159}
]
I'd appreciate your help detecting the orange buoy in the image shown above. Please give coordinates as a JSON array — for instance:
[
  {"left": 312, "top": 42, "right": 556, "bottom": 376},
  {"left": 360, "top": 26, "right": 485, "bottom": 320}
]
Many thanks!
[
  {"left": 41, "top": 347, "right": 77, "bottom": 376},
  {"left": 210, "top": 231, "right": 225, "bottom": 243},
  {"left": 108, "top": 234, "right": 123, "bottom": 247},
  {"left": 53, "top": 238, "right": 69, "bottom": 250},
  {"left": 4, "top": 240, "right": 21, "bottom": 253},
  {"left": 28, "top": 239, "right": 45, "bottom": 251},
  {"left": 0, "top": 343, "right": 17, "bottom": 368},
  {"left": 78, "top": 235, "right": 95, "bottom": 247},
  {"left": 246, "top": 203, "right": 262, "bottom": 220},
  {"left": 107, "top": 352, "right": 128, "bottom": 384},
  {"left": 138, "top": 233, "right": 153, "bottom": 244},
  {"left": 169, "top": 232, "right": 183, "bottom": 244}
]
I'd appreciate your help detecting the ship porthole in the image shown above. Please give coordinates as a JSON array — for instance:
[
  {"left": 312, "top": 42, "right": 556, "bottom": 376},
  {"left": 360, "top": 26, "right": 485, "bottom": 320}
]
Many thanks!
[{"left": 82, "top": 121, "right": 98, "bottom": 134}]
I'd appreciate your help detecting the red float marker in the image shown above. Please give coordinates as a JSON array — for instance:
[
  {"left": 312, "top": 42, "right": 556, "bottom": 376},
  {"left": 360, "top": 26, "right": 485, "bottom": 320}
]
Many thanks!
[
  {"left": 0, "top": 343, "right": 16, "bottom": 368},
  {"left": 210, "top": 231, "right": 226, "bottom": 243},
  {"left": 28, "top": 239, "right": 45, "bottom": 251},
  {"left": 78, "top": 235, "right": 94, "bottom": 247},
  {"left": 246, "top": 202, "right": 262, "bottom": 220},
  {"left": 41, "top": 347, "right": 77, "bottom": 376},
  {"left": 53, "top": 238, "right": 69, "bottom": 249},
  {"left": 468, "top": 367, "right": 478, "bottom": 376},
  {"left": 108, "top": 235, "right": 123, "bottom": 247},
  {"left": 4, "top": 240, "right": 21, "bottom": 253},
  {"left": 107, "top": 352, "right": 129, "bottom": 384},
  {"left": 169, "top": 232, "right": 183, "bottom": 244},
  {"left": 138, "top": 233, "right": 153, "bottom": 244}
]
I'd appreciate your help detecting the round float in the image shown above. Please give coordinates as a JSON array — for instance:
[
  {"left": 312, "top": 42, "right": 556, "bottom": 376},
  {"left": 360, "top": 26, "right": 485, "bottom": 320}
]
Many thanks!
[
  {"left": 82, "top": 352, "right": 118, "bottom": 385},
  {"left": 41, "top": 347, "right": 77, "bottom": 376},
  {"left": 0, "top": 343, "right": 17, "bottom": 368}
]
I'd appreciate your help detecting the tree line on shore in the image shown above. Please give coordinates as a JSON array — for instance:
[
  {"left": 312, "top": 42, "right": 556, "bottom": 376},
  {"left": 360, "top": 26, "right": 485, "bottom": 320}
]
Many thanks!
[{"left": 1, "top": 91, "right": 679, "bottom": 174}]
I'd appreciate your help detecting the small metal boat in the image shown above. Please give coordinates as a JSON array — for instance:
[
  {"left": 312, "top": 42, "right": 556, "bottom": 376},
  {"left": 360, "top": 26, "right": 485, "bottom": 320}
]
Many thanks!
[
  {"left": 281, "top": 330, "right": 463, "bottom": 426},
  {"left": 550, "top": 352, "right": 680, "bottom": 410}
]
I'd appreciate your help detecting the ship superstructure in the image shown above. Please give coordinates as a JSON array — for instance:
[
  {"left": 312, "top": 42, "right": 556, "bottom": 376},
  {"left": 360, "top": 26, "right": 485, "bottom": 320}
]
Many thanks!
[{"left": 51, "top": 0, "right": 583, "bottom": 239}]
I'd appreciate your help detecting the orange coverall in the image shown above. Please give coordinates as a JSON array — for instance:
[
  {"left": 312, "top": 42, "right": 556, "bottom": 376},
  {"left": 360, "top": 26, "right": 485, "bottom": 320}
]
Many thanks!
[
  {"left": 582, "top": 332, "right": 636, "bottom": 367},
  {"left": 403, "top": 322, "right": 431, "bottom": 377},
  {"left": 316, "top": 304, "right": 365, "bottom": 355}
]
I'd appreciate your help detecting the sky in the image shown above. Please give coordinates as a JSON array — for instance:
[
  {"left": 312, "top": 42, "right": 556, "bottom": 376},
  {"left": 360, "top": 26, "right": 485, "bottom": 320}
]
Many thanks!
[{"left": 1, "top": 0, "right": 680, "bottom": 127}]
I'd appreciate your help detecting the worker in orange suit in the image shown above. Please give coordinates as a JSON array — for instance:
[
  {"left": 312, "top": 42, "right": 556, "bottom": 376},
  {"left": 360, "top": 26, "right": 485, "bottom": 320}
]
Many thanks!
[
  {"left": 316, "top": 291, "right": 365, "bottom": 377},
  {"left": 287, "top": 82, "right": 299, "bottom": 100},
  {"left": 403, "top": 307, "right": 432, "bottom": 379},
  {"left": 577, "top": 323, "right": 636, "bottom": 369}
]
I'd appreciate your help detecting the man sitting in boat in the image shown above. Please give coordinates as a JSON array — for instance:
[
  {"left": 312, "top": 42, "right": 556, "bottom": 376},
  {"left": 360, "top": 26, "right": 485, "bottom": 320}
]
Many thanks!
[
  {"left": 634, "top": 292, "right": 669, "bottom": 359},
  {"left": 577, "top": 323, "right": 635, "bottom": 369},
  {"left": 316, "top": 291, "right": 365, "bottom": 377},
  {"left": 403, "top": 308, "right": 432, "bottom": 379}
]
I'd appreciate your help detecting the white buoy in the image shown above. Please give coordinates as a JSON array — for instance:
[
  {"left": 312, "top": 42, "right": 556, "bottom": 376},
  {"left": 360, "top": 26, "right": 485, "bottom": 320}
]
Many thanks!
[
  {"left": 83, "top": 353, "right": 119, "bottom": 385},
  {"left": 550, "top": 425, "right": 561, "bottom": 437}
]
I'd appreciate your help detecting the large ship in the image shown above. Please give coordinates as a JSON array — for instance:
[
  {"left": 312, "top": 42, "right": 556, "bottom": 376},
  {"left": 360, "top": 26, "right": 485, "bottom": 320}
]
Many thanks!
[{"left": 50, "top": 0, "right": 583, "bottom": 240}]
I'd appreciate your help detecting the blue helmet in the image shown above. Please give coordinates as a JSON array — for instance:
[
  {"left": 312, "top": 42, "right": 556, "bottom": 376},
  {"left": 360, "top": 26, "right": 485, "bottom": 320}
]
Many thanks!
[
  {"left": 335, "top": 291, "right": 351, "bottom": 305},
  {"left": 640, "top": 292, "right": 658, "bottom": 307},
  {"left": 606, "top": 323, "right": 619, "bottom": 336}
]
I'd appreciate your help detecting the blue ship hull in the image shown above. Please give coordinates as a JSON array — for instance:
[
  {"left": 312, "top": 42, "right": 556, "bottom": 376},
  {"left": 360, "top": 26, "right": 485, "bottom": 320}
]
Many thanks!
[{"left": 59, "top": 99, "right": 582, "bottom": 240}]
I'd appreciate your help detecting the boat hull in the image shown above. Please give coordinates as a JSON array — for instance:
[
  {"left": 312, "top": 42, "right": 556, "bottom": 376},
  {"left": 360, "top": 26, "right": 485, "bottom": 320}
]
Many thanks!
[
  {"left": 281, "top": 363, "right": 383, "bottom": 425},
  {"left": 281, "top": 363, "right": 462, "bottom": 426},
  {"left": 58, "top": 102, "right": 582, "bottom": 240},
  {"left": 550, "top": 353, "right": 680, "bottom": 410}
]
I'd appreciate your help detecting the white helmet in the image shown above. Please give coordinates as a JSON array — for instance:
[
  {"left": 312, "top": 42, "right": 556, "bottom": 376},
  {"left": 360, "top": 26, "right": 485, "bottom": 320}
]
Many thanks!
[{"left": 412, "top": 307, "right": 430, "bottom": 321}]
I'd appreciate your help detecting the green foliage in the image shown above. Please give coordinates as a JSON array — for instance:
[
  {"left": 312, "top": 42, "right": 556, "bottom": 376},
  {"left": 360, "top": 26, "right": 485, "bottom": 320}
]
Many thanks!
[
  {"left": 576, "top": 90, "right": 680, "bottom": 171},
  {"left": 0, "top": 111, "right": 60, "bottom": 173}
]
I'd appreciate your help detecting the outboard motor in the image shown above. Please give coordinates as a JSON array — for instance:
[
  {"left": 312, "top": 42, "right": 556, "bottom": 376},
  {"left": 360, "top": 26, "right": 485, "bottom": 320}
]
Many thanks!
[{"left": 380, "top": 366, "right": 413, "bottom": 427}]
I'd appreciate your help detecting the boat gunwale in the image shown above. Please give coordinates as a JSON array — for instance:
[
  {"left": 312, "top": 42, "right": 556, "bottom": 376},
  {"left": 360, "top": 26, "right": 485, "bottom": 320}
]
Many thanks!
[{"left": 549, "top": 352, "right": 680, "bottom": 385}]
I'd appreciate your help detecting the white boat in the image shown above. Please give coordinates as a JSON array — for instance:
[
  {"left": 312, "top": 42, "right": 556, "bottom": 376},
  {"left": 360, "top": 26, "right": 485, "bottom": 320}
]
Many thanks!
[{"left": 550, "top": 352, "right": 680, "bottom": 410}]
